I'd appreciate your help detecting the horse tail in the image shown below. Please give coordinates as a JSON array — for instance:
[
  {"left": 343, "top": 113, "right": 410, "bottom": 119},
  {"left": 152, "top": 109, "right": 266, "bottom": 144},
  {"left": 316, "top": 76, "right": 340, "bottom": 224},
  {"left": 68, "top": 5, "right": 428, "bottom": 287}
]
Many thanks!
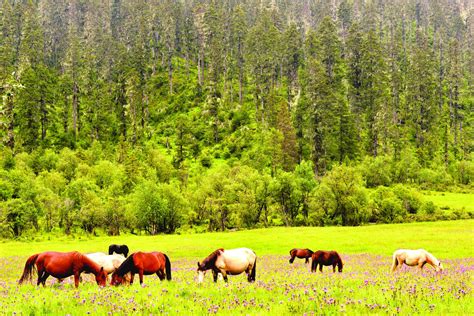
[
  {"left": 391, "top": 252, "right": 399, "bottom": 272},
  {"left": 311, "top": 256, "right": 316, "bottom": 272},
  {"left": 163, "top": 254, "right": 171, "bottom": 281},
  {"left": 19, "top": 253, "right": 39, "bottom": 284},
  {"left": 250, "top": 257, "right": 257, "bottom": 282}
]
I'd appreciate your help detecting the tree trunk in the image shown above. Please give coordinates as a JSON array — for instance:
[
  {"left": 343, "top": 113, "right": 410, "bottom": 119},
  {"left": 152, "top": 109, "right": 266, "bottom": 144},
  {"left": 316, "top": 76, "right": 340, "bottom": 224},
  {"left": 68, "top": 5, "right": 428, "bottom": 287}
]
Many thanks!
[
  {"left": 40, "top": 96, "right": 47, "bottom": 140},
  {"left": 72, "top": 80, "right": 79, "bottom": 138},
  {"left": 6, "top": 93, "right": 15, "bottom": 149}
]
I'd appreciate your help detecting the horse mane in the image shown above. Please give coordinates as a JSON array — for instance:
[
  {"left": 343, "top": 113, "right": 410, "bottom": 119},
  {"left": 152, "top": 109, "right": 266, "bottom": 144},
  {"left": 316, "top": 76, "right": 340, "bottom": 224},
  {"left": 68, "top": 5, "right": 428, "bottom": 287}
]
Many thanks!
[
  {"left": 116, "top": 253, "right": 135, "bottom": 276},
  {"left": 201, "top": 248, "right": 224, "bottom": 270},
  {"left": 306, "top": 249, "right": 314, "bottom": 254},
  {"left": 421, "top": 249, "right": 439, "bottom": 265},
  {"left": 80, "top": 252, "right": 102, "bottom": 274}
]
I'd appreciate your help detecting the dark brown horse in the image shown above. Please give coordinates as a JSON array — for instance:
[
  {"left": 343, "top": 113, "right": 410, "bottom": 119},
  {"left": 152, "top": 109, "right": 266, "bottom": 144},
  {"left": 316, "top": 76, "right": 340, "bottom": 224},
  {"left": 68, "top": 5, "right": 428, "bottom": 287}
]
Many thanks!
[
  {"left": 18, "top": 251, "right": 107, "bottom": 288},
  {"left": 289, "top": 248, "right": 314, "bottom": 264},
  {"left": 111, "top": 251, "right": 171, "bottom": 286},
  {"left": 311, "top": 250, "right": 343, "bottom": 273},
  {"left": 108, "top": 244, "right": 129, "bottom": 257}
]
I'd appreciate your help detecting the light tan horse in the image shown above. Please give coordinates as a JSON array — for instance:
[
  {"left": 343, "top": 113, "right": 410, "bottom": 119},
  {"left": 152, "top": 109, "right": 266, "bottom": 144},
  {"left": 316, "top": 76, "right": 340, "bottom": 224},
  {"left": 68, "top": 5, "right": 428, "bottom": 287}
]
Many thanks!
[
  {"left": 391, "top": 249, "right": 443, "bottom": 272},
  {"left": 197, "top": 248, "right": 256, "bottom": 283}
]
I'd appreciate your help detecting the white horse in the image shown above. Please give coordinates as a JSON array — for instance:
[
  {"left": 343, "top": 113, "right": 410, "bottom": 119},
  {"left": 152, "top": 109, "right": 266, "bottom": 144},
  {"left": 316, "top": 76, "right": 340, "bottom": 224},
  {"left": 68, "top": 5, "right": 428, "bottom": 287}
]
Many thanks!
[
  {"left": 391, "top": 249, "right": 443, "bottom": 272},
  {"left": 197, "top": 248, "right": 256, "bottom": 283},
  {"left": 85, "top": 252, "right": 130, "bottom": 283}
]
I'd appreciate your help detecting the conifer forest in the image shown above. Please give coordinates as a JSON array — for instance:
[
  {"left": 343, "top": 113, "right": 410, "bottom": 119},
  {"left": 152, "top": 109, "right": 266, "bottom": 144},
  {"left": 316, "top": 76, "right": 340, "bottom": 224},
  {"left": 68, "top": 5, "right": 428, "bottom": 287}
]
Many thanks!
[{"left": 0, "top": 0, "right": 472, "bottom": 238}]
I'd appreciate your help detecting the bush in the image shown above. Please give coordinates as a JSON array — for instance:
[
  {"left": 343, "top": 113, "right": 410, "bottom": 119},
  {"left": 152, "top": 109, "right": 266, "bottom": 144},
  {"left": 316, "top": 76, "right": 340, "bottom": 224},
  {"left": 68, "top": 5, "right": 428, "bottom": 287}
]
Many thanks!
[
  {"left": 321, "top": 165, "right": 368, "bottom": 226},
  {"left": 420, "top": 201, "right": 437, "bottom": 215},
  {"left": 392, "top": 184, "right": 423, "bottom": 214},
  {"left": 450, "top": 160, "right": 474, "bottom": 185},
  {"left": 360, "top": 155, "right": 393, "bottom": 187},
  {"left": 200, "top": 155, "right": 212, "bottom": 168},
  {"left": 368, "top": 186, "right": 407, "bottom": 223},
  {"left": 130, "top": 180, "right": 185, "bottom": 234}
]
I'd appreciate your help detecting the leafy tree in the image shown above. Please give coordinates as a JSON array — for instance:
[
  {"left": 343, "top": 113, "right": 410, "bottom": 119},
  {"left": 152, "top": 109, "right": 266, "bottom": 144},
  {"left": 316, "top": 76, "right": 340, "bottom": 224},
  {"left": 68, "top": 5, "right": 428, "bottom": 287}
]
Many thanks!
[{"left": 322, "top": 165, "right": 368, "bottom": 226}]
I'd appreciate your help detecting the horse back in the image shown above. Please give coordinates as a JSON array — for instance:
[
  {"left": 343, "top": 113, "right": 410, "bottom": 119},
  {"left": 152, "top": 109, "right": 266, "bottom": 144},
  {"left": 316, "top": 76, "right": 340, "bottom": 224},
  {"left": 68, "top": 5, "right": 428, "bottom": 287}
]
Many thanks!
[
  {"left": 132, "top": 252, "right": 166, "bottom": 273},
  {"left": 312, "top": 250, "right": 341, "bottom": 265},
  {"left": 218, "top": 248, "right": 256, "bottom": 274},
  {"left": 39, "top": 251, "right": 83, "bottom": 277}
]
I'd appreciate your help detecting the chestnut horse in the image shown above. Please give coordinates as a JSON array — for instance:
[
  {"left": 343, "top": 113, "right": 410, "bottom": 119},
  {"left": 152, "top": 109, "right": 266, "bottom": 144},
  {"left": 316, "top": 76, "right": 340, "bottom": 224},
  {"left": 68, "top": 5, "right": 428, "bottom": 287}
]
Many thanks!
[
  {"left": 391, "top": 249, "right": 443, "bottom": 272},
  {"left": 111, "top": 251, "right": 171, "bottom": 285},
  {"left": 311, "top": 250, "right": 343, "bottom": 273},
  {"left": 197, "top": 248, "right": 256, "bottom": 283},
  {"left": 289, "top": 248, "right": 314, "bottom": 264},
  {"left": 18, "top": 251, "right": 107, "bottom": 288},
  {"left": 108, "top": 244, "right": 129, "bottom": 257}
]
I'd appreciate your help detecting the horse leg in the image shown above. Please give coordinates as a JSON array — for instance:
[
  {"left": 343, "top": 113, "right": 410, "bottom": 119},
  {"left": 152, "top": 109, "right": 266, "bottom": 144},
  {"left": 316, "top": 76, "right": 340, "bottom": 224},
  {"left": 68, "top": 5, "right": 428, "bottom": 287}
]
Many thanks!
[
  {"left": 130, "top": 273, "right": 135, "bottom": 285},
  {"left": 333, "top": 264, "right": 336, "bottom": 273},
  {"left": 73, "top": 273, "right": 80, "bottom": 288},
  {"left": 319, "top": 264, "right": 323, "bottom": 273},
  {"left": 138, "top": 270, "right": 144, "bottom": 285},
  {"left": 41, "top": 273, "right": 50, "bottom": 286},
  {"left": 156, "top": 270, "right": 165, "bottom": 281},
  {"left": 221, "top": 271, "right": 228, "bottom": 283},
  {"left": 212, "top": 270, "right": 218, "bottom": 282},
  {"left": 305, "top": 257, "right": 309, "bottom": 264},
  {"left": 37, "top": 270, "right": 45, "bottom": 286},
  {"left": 419, "top": 261, "right": 426, "bottom": 270}
]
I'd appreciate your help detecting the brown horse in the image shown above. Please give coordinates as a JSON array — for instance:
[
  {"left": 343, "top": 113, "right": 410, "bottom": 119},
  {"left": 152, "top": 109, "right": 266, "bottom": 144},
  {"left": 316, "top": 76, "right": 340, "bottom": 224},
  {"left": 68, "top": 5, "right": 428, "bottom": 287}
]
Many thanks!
[
  {"left": 18, "top": 251, "right": 107, "bottom": 288},
  {"left": 289, "top": 248, "right": 314, "bottom": 264},
  {"left": 111, "top": 251, "right": 171, "bottom": 286},
  {"left": 311, "top": 250, "right": 343, "bottom": 273}
]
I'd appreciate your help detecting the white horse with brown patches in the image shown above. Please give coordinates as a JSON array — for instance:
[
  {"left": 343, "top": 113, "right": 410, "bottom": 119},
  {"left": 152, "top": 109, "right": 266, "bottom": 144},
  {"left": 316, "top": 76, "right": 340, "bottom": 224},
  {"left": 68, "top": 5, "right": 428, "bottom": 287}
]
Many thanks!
[
  {"left": 197, "top": 248, "right": 256, "bottom": 283},
  {"left": 391, "top": 249, "right": 443, "bottom": 272},
  {"left": 85, "top": 252, "right": 130, "bottom": 283}
]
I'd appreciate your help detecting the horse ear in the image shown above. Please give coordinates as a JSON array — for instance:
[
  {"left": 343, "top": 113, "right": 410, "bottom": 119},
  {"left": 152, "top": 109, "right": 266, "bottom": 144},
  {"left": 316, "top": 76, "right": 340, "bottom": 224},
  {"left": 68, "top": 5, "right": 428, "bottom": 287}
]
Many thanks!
[{"left": 101, "top": 266, "right": 104, "bottom": 272}]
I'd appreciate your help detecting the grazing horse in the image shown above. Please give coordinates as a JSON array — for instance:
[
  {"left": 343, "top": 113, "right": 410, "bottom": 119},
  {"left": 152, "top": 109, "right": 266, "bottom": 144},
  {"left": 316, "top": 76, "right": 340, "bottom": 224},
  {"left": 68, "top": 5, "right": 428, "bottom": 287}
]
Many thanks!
[
  {"left": 86, "top": 252, "right": 130, "bottom": 283},
  {"left": 391, "top": 249, "right": 443, "bottom": 272},
  {"left": 108, "top": 244, "right": 129, "bottom": 257},
  {"left": 18, "top": 251, "right": 107, "bottom": 288},
  {"left": 197, "top": 248, "right": 256, "bottom": 283},
  {"left": 289, "top": 248, "right": 314, "bottom": 264},
  {"left": 111, "top": 251, "right": 171, "bottom": 286},
  {"left": 311, "top": 250, "right": 343, "bottom": 273}
]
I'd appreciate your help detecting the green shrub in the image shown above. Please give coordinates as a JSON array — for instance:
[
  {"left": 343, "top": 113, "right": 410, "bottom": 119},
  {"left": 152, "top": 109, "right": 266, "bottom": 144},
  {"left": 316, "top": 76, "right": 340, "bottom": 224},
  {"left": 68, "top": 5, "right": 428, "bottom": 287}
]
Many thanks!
[
  {"left": 392, "top": 184, "right": 423, "bottom": 214},
  {"left": 360, "top": 155, "right": 393, "bottom": 187}
]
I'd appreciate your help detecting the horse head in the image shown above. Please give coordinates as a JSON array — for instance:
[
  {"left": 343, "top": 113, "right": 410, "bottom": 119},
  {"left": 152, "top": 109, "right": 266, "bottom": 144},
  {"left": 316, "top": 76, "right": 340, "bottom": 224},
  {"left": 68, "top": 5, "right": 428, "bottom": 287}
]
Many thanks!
[
  {"left": 436, "top": 261, "right": 443, "bottom": 272},
  {"left": 111, "top": 271, "right": 124, "bottom": 286},
  {"left": 197, "top": 262, "right": 207, "bottom": 283},
  {"left": 95, "top": 267, "right": 107, "bottom": 287}
]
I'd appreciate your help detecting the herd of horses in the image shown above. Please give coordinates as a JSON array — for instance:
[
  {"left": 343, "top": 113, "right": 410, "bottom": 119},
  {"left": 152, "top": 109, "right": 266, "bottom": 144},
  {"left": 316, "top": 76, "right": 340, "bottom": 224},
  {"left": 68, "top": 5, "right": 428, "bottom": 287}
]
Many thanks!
[{"left": 18, "top": 244, "right": 443, "bottom": 288}]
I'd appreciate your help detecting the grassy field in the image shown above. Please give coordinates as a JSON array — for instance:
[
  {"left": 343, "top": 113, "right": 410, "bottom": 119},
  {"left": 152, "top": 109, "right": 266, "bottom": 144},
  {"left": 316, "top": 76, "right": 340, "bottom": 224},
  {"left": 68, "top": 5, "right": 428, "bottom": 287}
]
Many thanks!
[
  {"left": 422, "top": 191, "right": 474, "bottom": 212},
  {"left": 1, "top": 220, "right": 473, "bottom": 314}
]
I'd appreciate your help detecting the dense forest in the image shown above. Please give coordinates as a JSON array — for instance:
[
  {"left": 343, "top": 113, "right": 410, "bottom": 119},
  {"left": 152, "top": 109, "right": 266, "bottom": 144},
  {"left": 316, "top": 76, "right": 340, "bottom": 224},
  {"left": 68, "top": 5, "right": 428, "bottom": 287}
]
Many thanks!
[{"left": 0, "top": 0, "right": 472, "bottom": 238}]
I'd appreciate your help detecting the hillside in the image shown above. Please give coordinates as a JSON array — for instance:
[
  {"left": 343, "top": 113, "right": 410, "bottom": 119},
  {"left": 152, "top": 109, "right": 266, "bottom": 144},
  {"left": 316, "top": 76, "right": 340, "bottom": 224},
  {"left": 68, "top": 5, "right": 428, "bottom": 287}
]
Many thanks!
[{"left": 0, "top": 0, "right": 473, "bottom": 238}]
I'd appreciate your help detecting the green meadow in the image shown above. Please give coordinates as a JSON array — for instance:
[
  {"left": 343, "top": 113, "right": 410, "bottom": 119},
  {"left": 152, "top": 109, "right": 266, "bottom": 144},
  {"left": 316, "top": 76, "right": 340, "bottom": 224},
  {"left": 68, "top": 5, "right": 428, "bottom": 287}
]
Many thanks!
[
  {"left": 0, "top": 221, "right": 473, "bottom": 315},
  {"left": 422, "top": 191, "right": 474, "bottom": 213},
  {"left": 2, "top": 220, "right": 473, "bottom": 259}
]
